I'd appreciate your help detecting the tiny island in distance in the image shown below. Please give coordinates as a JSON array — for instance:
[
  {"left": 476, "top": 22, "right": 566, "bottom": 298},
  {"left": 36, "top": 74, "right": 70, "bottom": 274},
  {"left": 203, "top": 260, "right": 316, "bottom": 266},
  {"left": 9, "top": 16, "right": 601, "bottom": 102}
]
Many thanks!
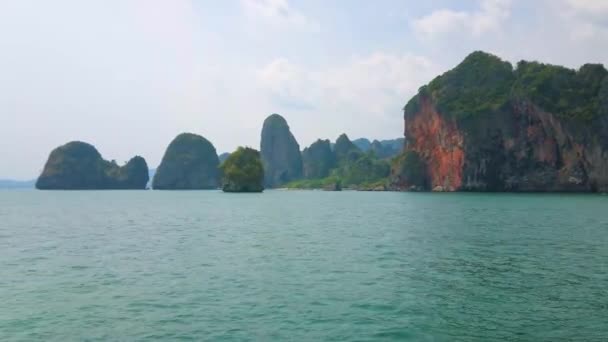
[{"left": 35, "top": 51, "right": 608, "bottom": 193}]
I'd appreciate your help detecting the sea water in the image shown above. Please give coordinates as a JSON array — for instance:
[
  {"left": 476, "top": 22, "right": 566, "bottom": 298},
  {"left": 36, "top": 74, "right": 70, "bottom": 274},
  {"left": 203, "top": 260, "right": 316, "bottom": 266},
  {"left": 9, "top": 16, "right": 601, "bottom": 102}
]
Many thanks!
[{"left": 1, "top": 190, "right": 607, "bottom": 341}]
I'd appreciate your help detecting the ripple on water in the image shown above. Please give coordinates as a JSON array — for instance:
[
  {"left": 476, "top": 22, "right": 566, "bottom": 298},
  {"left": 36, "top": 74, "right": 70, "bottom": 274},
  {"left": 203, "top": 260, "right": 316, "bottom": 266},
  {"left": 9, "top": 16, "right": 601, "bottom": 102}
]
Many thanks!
[{"left": 1, "top": 191, "right": 608, "bottom": 341}]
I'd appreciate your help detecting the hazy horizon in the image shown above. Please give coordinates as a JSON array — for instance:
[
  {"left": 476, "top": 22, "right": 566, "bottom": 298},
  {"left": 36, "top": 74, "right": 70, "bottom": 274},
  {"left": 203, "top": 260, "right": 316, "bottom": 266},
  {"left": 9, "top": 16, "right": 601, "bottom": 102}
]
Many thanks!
[{"left": 2, "top": 0, "right": 607, "bottom": 179}]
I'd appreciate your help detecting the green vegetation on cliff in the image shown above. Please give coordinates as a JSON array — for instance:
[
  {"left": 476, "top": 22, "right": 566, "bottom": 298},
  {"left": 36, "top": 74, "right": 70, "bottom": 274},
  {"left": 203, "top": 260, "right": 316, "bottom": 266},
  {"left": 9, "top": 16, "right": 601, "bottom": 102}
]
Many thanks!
[
  {"left": 352, "top": 138, "right": 404, "bottom": 159},
  {"left": 405, "top": 51, "right": 608, "bottom": 121},
  {"left": 153, "top": 133, "right": 220, "bottom": 190},
  {"left": 288, "top": 134, "right": 391, "bottom": 190},
  {"left": 513, "top": 62, "right": 608, "bottom": 120},
  {"left": 302, "top": 139, "right": 335, "bottom": 179},
  {"left": 390, "top": 151, "right": 428, "bottom": 190},
  {"left": 333, "top": 151, "right": 390, "bottom": 186},
  {"left": 334, "top": 134, "right": 361, "bottom": 162},
  {"left": 284, "top": 176, "right": 341, "bottom": 190},
  {"left": 397, "top": 51, "right": 608, "bottom": 192},
  {"left": 220, "top": 147, "right": 264, "bottom": 193},
  {"left": 407, "top": 51, "right": 514, "bottom": 119},
  {"left": 36, "top": 141, "right": 149, "bottom": 190},
  {"left": 218, "top": 152, "right": 231, "bottom": 164}
]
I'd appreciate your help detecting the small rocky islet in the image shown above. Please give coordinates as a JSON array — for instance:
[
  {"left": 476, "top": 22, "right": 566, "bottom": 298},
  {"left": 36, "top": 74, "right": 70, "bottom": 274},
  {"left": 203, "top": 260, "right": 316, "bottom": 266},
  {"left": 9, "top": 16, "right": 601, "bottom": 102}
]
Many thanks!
[
  {"left": 35, "top": 51, "right": 608, "bottom": 192},
  {"left": 36, "top": 141, "right": 148, "bottom": 190},
  {"left": 220, "top": 147, "right": 265, "bottom": 193},
  {"left": 152, "top": 133, "right": 220, "bottom": 190}
]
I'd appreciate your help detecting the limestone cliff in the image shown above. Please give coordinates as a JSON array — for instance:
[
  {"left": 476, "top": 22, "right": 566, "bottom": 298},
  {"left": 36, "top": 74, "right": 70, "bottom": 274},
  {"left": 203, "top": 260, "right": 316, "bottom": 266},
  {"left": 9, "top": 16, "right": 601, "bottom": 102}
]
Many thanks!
[
  {"left": 334, "top": 133, "right": 361, "bottom": 162},
  {"left": 302, "top": 139, "right": 335, "bottom": 179},
  {"left": 260, "top": 114, "right": 303, "bottom": 187},
  {"left": 36, "top": 141, "right": 149, "bottom": 190},
  {"left": 392, "top": 51, "right": 608, "bottom": 192},
  {"left": 153, "top": 133, "right": 220, "bottom": 190}
]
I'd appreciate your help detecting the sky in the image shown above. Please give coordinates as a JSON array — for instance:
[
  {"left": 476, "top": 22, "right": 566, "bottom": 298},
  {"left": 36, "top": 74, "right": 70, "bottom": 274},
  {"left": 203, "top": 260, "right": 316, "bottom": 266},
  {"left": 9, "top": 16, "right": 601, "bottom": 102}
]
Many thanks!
[{"left": 1, "top": 0, "right": 607, "bottom": 179}]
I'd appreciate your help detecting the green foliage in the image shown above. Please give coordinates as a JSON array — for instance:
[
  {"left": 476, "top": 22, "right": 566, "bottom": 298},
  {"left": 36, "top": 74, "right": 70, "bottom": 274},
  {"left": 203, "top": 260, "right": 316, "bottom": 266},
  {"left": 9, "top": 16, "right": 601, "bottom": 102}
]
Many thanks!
[
  {"left": 287, "top": 150, "right": 390, "bottom": 189},
  {"left": 600, "top": 77, "right": 608, "bottom": 117},
  {"left": 334, "top": 133, "right": 360, "bottom": 162},
  {"left": 369, "top": 139, "right": 403, "bottom": 159},
  {"left": 404, "top": 86, "right": 427, "bottom": 115},
  {"left": 333, "top": 151, "right": 390, "bottom": 186},
  {"left": 391, "top": 151, "right": 427, "bottom": 189},
  {"left": 285, "top": 175, "right": 341, "bottom": 189},
  {"left": 103, "top": 156, "right": 149, "bottom": 188},
  {"left": 220, "top": 147, "right": 264, "bottom": 192},
  {"left": 426, "top": 51, "right": 514, "bottom": 119},
  {"left": 302, "top": 139, "right": 335, "bottom": 179},
  {"left": 513, "top": 61, "right": 608, "bottom": 120},
  {"left": 405, "top": 51, "right": 608, "bottom": 122},
  {"left": 356, "top": 178, "right": 389, "bottom": 191}
]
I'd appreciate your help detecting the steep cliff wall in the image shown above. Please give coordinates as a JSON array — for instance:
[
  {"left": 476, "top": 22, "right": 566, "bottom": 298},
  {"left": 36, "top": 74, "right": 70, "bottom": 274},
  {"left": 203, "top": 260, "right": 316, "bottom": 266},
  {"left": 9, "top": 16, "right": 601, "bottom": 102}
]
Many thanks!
[
  {"left": 392, "top": 51, "right": 608, "bottom": 192},
  {"left": 404, "top": 97, "right": 464, "bottom": 191},
  {"left": 260, "top": 114, "right": 303, "bottom": 187}
]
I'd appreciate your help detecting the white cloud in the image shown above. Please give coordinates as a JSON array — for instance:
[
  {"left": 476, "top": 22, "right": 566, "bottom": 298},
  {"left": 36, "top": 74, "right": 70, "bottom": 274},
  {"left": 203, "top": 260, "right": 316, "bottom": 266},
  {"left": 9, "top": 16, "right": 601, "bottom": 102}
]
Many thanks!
[
  {"left": 564, "top": 0, "right": 608, "bottom": 14},
  {"left": 2, "top": 0, "right": 608, "bottom": 178},
  {"left": 412, "top": 0, "right": 511, "bottom": 38},
  {"left": 256, "top": 53, "right": 439, "bottom": 145},
  {"left": 241, "top": 0, "right": 320, "bottom": 32},
  {"left": 559, "top": 0, "right": 608, "bottom": 40}
]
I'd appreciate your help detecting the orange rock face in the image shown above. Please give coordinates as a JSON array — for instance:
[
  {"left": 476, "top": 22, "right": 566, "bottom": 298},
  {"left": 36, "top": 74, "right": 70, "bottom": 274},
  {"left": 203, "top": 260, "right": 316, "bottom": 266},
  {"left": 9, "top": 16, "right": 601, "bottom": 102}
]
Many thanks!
[
  {"left": 398, "top": 96, "right": 608, "bottom": 192},
  {"left": 405, "top": 97, "right": 464, "bottom": 191}
]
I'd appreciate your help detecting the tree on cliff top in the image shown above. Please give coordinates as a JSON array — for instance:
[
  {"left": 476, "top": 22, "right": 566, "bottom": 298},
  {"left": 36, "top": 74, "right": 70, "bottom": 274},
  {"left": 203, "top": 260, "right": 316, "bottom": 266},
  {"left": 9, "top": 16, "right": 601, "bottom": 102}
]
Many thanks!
[{"left": 405, "top": 50, "right": 608, "bottom": 121}]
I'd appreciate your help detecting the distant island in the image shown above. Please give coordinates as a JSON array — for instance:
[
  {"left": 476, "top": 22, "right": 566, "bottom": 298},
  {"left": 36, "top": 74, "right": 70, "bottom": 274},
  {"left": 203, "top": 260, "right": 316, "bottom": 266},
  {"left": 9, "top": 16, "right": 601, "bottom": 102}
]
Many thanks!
[
  {"left": 32, "top": 51, "right": 608, "bottom": 192},
  {"left": 36, "top": 141, "right": 148, "bottom": 190},
  {"left": 153, "top": 133, "right": 220, "bottom": 190}
]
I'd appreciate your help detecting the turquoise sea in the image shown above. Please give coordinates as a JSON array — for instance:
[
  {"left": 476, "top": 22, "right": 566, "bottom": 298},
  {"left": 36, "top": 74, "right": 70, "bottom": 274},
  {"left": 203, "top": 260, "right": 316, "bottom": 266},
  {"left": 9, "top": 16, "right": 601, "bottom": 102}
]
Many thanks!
[{"left": 1, "top": 190, "right": 607, "bottom": 341}]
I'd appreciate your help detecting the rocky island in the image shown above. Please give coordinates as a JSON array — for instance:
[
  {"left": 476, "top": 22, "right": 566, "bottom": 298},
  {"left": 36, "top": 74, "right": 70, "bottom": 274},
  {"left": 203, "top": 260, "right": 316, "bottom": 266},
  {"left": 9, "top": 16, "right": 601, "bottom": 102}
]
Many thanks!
[
  {"left": 153, "top": 133, "right": 220, "bottom": 190},
  {"left": 36, "top": 141, "right": 149, "bottom": 190},
  {"left": 260, "top": 114, "right": 303, "bottom": 188},
  {"left": 391, "top": 51, "right": 608, "bottom": 192},
  {"left": 33, "top": 51, "right": 606, "bottom": 193},
  {"left": 220, "top": 147, "right": 265, "bottom": 193}
]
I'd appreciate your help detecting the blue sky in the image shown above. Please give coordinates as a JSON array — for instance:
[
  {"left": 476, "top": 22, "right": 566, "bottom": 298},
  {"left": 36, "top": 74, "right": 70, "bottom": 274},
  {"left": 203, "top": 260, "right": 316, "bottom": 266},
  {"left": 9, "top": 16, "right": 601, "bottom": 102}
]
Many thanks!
[{"left": 1, "top": 0, "right": 607, "bottom": 179}]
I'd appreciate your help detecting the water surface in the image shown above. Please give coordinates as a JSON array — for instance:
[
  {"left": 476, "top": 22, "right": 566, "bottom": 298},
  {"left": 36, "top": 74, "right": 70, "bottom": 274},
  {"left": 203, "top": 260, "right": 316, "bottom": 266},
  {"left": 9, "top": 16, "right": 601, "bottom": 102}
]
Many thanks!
[{"left": 1, "top": 190, "right": 607, "bottom": 341}]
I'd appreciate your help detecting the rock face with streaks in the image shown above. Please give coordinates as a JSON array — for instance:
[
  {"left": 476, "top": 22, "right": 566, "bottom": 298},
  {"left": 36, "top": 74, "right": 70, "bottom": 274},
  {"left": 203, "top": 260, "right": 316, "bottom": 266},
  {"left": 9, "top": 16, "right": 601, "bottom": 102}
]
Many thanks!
[{"left": 391, "top": 51, "right": 608, "bottom": 192}]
